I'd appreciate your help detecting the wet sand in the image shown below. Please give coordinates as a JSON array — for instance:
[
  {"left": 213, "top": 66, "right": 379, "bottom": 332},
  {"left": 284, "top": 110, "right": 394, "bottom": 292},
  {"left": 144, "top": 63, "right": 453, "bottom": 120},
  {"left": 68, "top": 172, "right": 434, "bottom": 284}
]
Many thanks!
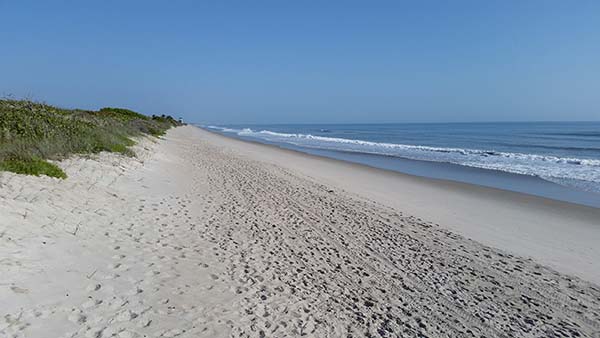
[{"left": 1, "top": 125, "right": 599, "bottom": 337}]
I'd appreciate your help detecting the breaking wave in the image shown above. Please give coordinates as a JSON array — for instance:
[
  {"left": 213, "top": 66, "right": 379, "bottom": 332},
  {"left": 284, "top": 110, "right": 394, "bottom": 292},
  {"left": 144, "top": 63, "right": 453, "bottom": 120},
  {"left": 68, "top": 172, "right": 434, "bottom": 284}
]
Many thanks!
[{"left": 204, "top": 125, "right": 600, "bottom": 192}]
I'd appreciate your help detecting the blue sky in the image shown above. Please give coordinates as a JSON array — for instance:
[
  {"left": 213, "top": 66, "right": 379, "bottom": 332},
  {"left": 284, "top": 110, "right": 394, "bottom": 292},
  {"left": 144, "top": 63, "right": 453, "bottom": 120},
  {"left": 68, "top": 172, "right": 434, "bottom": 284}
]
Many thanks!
[{"left": 1, "top": 1, "right": 599, "bottom": 123}]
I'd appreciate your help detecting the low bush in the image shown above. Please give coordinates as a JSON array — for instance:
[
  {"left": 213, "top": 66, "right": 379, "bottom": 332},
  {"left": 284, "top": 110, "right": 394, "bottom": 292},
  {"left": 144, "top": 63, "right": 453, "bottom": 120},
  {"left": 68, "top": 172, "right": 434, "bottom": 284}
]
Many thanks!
[
  {"left": 0, "top": 157, "right": 67, "bottom": 179},
  {"left": 0, "top": 99, "right": 183, "bottom": 178}
]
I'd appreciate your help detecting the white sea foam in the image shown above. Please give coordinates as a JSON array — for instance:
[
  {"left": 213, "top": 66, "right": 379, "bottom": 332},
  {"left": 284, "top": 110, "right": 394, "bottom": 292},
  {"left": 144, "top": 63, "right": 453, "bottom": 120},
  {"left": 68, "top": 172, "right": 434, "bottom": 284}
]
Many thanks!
[{"left": 204, "top": 125, "right": 600, "bottom": 192}]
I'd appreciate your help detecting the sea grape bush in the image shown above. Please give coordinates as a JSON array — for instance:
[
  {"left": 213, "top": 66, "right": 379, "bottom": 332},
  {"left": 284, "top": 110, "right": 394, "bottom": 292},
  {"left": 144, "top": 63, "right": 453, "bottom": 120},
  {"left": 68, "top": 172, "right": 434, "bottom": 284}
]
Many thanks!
[{"left": 0, "top": 99, "right": 183, "bottom": 178}]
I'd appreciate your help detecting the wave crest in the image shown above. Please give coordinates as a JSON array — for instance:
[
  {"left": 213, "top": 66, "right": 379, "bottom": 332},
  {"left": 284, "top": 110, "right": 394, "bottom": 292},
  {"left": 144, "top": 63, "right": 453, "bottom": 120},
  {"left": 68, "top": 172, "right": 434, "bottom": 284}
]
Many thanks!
[{"left": 203, "top": 125, "right": 600, "bottom": 191}]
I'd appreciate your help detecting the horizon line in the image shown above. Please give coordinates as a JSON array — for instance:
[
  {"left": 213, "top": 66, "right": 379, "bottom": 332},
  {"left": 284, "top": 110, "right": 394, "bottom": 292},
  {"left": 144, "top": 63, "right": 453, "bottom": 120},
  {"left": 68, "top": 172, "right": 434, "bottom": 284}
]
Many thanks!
[{"left": 192, "top": 120, "right": 600, "bottom": 126}]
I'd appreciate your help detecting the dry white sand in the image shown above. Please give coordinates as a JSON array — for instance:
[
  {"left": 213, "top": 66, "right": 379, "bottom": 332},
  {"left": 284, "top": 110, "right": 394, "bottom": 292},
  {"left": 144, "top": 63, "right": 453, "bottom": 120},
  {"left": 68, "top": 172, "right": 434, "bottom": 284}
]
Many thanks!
[
  {"left": 1, "top": 125, "right": 600, "bottom": 338},
  {"left": 199, "top": 128, "right": 600, "bottom": 285}
]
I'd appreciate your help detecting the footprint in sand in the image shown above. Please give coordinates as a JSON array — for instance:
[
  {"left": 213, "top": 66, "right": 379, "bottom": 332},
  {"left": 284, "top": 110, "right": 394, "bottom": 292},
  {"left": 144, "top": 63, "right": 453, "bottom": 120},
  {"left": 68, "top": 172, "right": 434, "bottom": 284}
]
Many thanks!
[{"left": 86, "top": 283, "right": 102, "bottom": 292}]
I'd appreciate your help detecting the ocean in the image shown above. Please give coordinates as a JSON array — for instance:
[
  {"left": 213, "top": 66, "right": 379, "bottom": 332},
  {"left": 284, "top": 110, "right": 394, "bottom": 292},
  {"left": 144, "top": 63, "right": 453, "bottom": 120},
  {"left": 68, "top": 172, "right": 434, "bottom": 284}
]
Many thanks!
[{"left": 202, "top": 122, "right": 600, "bottom": 208}]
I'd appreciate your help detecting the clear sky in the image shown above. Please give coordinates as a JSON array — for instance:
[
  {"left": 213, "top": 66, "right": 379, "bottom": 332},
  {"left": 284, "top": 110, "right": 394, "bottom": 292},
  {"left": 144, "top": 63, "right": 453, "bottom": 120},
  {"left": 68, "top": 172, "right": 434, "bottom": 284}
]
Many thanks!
[{"left": 1, "top": 1, "right": 599, "bottom": 124}]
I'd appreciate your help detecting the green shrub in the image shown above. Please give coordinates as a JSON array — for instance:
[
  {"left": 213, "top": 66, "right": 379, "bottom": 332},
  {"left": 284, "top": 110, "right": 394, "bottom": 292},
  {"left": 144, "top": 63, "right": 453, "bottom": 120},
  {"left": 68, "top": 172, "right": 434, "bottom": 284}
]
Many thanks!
[
  {"left": 98, "top": 107, "right": 149, "bottom": 121},
  {"left": 0, "top": 157, "right": 67, "bottom": 179},
  {"left": 0, "top": 99, "right": 183, "bottom": 178}
]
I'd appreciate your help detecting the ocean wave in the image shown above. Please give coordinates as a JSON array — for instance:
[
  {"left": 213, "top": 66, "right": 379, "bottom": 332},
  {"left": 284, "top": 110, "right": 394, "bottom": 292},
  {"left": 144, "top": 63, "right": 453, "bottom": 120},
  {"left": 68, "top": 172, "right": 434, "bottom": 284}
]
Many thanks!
[
  {"left": 493, "top": 142, "right": 600, "bottom": 153},
  {"left": 205, "top": 125, "right": 241, "bottom": 133},
  {"left": 204, "top": 125, "right": 600, "bottom": 190},
  {"left": 238, "top": 129, "right": 600, "bottom": 166}
]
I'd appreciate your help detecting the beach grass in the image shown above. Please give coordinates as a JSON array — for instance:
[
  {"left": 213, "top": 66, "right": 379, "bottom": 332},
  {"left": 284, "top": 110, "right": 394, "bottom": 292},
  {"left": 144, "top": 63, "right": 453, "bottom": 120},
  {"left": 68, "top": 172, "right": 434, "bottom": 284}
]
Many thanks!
[
  {"left": 0, "top": 157, "right": 67, "bottom": 179},
  {"left": 0, "top": 99, "right": 182, "bottom": 178}
]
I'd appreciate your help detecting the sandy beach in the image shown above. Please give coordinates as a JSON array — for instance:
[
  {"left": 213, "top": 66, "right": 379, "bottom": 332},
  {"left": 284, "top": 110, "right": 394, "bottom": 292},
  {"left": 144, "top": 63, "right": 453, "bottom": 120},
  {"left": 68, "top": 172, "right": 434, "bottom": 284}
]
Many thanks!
[{"left": 2, "top": 125, "right": 600, "bottom": 338}]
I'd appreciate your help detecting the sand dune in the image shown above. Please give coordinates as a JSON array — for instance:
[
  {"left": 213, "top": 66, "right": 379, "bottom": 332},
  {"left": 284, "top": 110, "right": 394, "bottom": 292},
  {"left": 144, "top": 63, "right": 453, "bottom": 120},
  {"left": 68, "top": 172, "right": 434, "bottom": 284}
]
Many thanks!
[{"left": 1, "top": 126, "right": 600, "bottom": 338}]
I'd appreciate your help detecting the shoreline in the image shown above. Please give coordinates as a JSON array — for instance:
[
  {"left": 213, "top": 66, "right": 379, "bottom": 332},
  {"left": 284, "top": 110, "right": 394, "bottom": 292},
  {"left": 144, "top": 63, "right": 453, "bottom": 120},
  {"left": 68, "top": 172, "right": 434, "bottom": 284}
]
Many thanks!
[
  {"left": 198, "top": 126, "right": 600, "bottom": 284},
  {"left": 205, "top": 126, "right": 600, "bottom": 208},
  {"left": 2, "top": 125, "right": 600, "bottom": 337}
]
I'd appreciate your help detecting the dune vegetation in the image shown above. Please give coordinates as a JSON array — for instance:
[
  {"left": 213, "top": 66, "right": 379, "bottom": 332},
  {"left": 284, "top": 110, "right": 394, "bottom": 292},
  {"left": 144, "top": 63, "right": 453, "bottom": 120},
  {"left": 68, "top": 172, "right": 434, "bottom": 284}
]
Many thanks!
[{"left": 0, "top": 99, "right": 182, "bottom": 178}]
